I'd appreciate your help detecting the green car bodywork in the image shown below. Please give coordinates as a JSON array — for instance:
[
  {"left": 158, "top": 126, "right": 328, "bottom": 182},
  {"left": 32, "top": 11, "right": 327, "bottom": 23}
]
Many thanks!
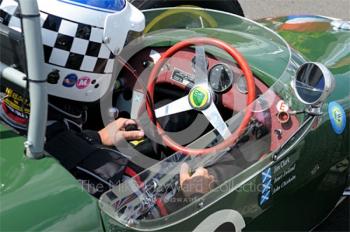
[
  {"left": 0, "top": 124, "right": 103, "bottom": 231},
  {"left": 1, "top": 9, "right": 349, "bottom": 232}
]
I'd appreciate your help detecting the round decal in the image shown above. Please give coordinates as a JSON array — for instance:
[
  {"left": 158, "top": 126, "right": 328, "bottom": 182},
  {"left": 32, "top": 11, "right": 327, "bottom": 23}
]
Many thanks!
[
  {"left": 189, "top": 86, "right": 210, "bottom": 110},
  {"left": 328, "top": 101, "right": 346, "bottom": 135},
  {"left": 276, "top": 100, "right": 289, "bottom": 112},
  {"left": 76, "top": 77, "right": 91, "bottom": 89},
  {"left": 63, "top": 74, "right": 78, "bottom": 87}
]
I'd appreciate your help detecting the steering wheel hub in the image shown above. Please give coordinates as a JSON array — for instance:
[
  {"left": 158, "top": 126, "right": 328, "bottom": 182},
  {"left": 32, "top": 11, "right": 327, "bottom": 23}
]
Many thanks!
[{"left": 188, "top": 86, "right": 212, "bottom": 110}]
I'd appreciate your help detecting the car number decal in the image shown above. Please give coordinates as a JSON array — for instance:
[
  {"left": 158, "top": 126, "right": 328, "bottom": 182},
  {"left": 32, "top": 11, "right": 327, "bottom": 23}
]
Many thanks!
[{"left": 193, "top": 209, "right": 245, "bottom": 232}]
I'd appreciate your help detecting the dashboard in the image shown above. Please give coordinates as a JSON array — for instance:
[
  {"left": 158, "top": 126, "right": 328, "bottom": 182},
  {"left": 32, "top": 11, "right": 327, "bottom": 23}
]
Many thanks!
[
  {"left": 115, "top": 46, "right": 300, "bottom": 152},
  {"left": 143, "top": 47, "right": 266, "bottom": 113}
]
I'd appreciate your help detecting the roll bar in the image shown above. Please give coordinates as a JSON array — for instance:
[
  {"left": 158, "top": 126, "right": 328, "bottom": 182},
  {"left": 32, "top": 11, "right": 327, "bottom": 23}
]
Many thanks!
[{"left": 0, "top": 0, "right": 47, "bottom": 159}]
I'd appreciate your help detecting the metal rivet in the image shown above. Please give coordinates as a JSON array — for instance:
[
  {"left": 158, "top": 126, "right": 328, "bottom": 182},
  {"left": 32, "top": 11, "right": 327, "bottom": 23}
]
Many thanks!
[
  {"left": 272, "top": 154, "right": 278, "bottom": 161},
  {"left": 198, "top": 201, "right": 204, "bottom": 208},
  {"left": 103, "top": 36, "right": 111, "bottom": 44}
]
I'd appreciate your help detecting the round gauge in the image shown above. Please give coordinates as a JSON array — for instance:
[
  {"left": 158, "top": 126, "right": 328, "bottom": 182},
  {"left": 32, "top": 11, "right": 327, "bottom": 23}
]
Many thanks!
[
  {"left": 236, "top": 75, "right": 248, "bottom": 94},
  {"left": 208, "top": 64, "right": 234, "bottom": 92}
]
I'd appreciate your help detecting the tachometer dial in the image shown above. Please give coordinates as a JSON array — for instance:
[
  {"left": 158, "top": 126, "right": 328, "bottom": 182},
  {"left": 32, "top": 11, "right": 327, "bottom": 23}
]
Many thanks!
[{"left": 208, "top": 64, "right": 234, "bottom": 92}]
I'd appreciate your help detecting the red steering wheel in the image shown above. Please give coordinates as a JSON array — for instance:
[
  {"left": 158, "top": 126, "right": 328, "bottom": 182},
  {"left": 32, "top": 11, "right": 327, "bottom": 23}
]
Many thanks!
[{"left": 146, "top": 37, "right": 256, "bottom": 155}]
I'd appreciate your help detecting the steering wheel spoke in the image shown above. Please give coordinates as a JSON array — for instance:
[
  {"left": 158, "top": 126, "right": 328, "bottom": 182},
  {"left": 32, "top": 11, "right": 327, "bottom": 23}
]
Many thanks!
[
  {"left": 194, "top": 46, "right": 209, "bottom": 86},
  {"left": 155, "top": 95, "right": 192, "bottom": 118},
  {"left": 202, "top": 104, "right": 231, "bottom": 139}
]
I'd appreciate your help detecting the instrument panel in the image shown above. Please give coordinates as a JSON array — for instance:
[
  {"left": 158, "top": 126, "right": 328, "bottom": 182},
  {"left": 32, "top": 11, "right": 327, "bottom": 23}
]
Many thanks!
[{"left": 170, "top": 61, "right": 246, "bottom": 94}]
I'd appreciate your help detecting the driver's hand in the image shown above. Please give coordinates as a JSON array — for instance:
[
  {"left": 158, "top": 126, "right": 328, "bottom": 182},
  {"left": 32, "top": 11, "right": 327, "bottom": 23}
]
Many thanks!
[
  {"left": 98, "top": 118, "right": 144, "bottom": 146},
  {"left": 180, "top": 163, "right": 215, "bottom": 197}
]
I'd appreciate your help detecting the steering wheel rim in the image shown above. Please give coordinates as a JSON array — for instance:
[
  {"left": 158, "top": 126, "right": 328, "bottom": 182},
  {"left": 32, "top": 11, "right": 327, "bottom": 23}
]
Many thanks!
[{"left": 146, "top": 37, "right": 256, "bottom": 155}]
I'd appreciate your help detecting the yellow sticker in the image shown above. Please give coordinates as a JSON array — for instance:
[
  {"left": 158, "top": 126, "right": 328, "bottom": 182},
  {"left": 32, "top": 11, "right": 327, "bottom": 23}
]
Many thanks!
[{"left": 130, "top": 139, "right": 145, "bottom": 146}]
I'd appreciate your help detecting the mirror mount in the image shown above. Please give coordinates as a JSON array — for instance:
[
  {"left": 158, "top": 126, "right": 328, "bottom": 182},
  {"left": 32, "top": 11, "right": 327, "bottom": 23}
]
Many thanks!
[{"left": 305, "top": 105, "right": 324, "bottom": 116}]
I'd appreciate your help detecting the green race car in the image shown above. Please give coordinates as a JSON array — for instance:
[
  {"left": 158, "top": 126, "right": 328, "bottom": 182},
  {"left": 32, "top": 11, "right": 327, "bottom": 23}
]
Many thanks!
[{"left": 0, "top": 1, "right": 349, "bottom": 231}]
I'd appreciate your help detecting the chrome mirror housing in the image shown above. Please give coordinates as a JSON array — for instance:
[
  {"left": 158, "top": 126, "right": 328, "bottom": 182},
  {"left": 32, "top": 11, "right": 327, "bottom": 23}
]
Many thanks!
[{"left": 292, "top": 62, "right": 335, "bottom": 114}]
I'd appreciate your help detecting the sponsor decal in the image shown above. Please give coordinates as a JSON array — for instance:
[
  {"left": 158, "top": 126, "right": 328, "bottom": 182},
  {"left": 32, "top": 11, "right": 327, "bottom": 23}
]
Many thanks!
[
  {"left": 4, "top": 88, "right": 30, "bottom": 115},
  {"left": 63, "top": 74, "right": 78, "bottom": 87},
  {"left": 171, "top": 69, "right": 194, "bottom": 88},
  {"left": 76, "top": 77, "right": 91, "bottom": 89},
  {"left": 2, "top": 88, "right": 30, "bottom": 125},
  {"left": 328, "top": 101, "right": 346, "bottom": 135}
]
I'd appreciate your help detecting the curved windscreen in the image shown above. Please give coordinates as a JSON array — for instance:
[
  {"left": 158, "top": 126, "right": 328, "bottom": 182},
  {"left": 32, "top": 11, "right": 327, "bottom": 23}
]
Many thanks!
[
  {"left": 100, "top": 7, "right": 307, "bottom": 230},
  {"left": 139, "top": 7, "right": 292, "bottom": 83}
]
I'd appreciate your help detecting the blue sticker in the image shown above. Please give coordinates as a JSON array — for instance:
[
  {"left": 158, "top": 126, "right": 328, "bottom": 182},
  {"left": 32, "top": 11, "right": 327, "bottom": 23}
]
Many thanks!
[
  {"left": 328, "top": 101, "right": 346, "bottom": 135},
  {"left": 59, "top": 0, "right": 126, "bottom": 12},
  {"left": 260, "top": 167, "right": 272, "bottom": 206},
  {"left": 63, "top": 74, "right": 78, "bottom": 87}
]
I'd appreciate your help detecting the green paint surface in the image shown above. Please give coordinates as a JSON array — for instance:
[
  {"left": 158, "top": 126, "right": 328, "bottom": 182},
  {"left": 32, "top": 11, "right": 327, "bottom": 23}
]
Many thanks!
[{"left": 0, "top": 124, "right": 102, "bottom": 231}]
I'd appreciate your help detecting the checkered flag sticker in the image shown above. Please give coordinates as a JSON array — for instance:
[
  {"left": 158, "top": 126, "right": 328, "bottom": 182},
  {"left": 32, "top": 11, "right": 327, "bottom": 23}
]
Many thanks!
[{"left": 0, "top": 0, "right": 115, "bottom": 74}]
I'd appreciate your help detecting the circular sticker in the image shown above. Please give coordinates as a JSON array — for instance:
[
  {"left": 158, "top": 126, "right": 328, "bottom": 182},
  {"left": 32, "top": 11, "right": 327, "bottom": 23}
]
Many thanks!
[
  {"left": 276, "top": 100, "right": 289, "bottom": 112},
  {"left": 76, "top": 77, "right": 91, "bottom": 89},
  {"left": 328, "top": 101, "right": 346, "bottom": 135},
  {"left": 63, "top": 74, "right": 78, "bottom": 87}
]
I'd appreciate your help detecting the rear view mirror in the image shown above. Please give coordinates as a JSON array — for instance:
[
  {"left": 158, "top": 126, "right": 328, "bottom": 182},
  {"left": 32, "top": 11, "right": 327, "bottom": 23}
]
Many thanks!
[{"left": 292, "top": 62, "right": 335, "bottom": 112}]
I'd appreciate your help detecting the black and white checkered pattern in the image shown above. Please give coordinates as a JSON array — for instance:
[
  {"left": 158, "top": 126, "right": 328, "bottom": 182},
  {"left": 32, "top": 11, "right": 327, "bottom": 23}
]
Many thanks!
[
  {"left": 0, "top": 0, "right": 21, "bottom": 31},
  {"left": 0, "top": 0, "right": 115, "bottom": 74}
]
